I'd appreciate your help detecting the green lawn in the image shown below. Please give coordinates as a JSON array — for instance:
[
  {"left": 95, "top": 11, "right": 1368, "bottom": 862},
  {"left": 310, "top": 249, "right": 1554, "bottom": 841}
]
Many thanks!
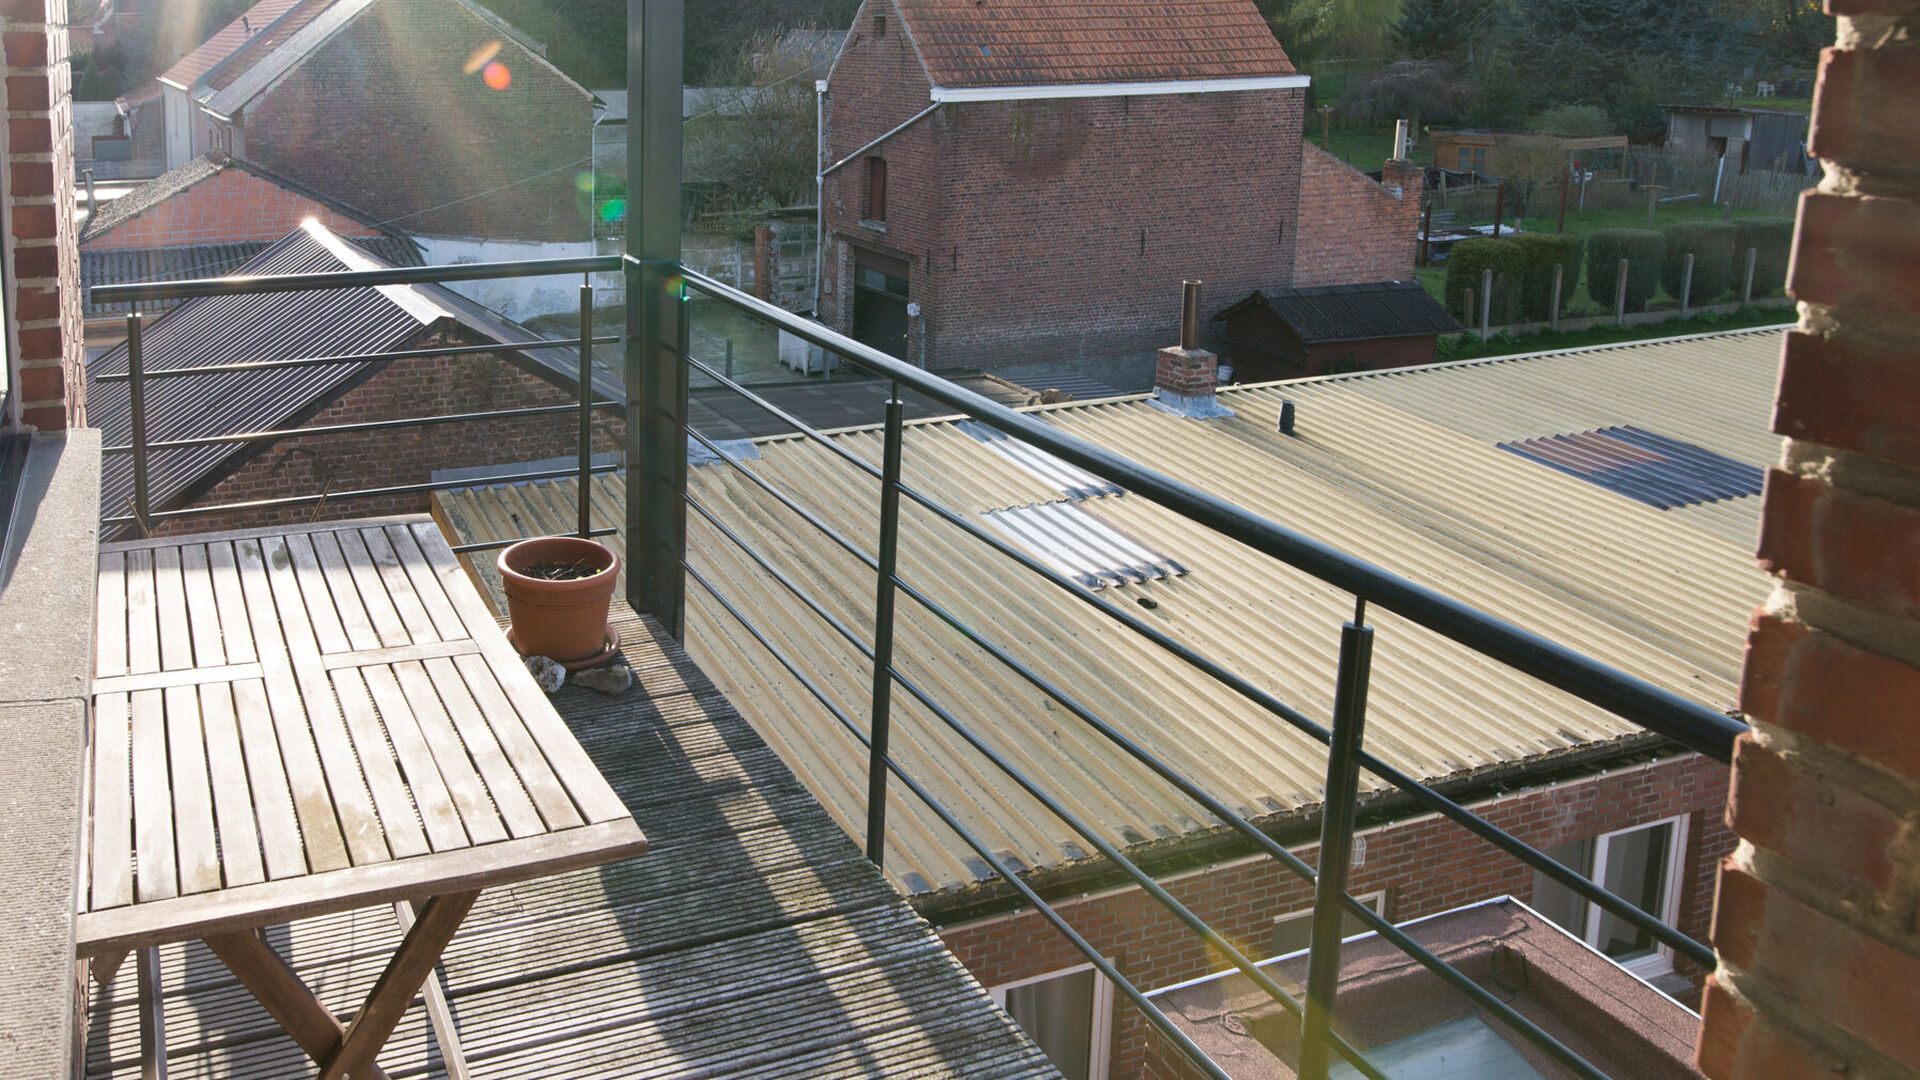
[{"left": 1306, "top": 126, "right": 1432, "bottom": 174}]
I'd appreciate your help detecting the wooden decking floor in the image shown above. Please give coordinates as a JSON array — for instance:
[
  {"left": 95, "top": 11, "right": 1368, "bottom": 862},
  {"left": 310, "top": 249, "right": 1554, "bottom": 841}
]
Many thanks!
[{"left": 83, "top": 605, "right": 1060, "bottom": 1080}]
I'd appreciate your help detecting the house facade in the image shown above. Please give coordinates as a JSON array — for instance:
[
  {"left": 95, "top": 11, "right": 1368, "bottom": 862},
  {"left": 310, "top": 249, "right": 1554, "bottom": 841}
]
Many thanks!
[{"left": 816, "top": 0, "right": 1420, "bottom": 382}]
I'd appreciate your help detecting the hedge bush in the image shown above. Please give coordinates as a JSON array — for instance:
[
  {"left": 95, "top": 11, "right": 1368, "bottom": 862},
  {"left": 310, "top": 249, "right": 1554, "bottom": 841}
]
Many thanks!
[
  {"left": 1735, "top": 216, "right": 1794, "bottom": 297},
  {"left": 1586, "top": 228, "right": 1664, "bottom": 311},
  {"left": 1510, "top": 233, "right": 1584, "bottom": 321},
  {"left": 1444, "top": 238, "right": 1526, "bottom": 325},
  {"left": 1662, "top": 221, "right": 1739, "bottom": 305}
]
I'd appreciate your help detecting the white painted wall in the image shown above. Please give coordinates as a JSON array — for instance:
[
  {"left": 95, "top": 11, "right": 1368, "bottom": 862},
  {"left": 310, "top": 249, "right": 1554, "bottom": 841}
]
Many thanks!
[
  {"left": 161, "top": 87, "right": 192, "bottom": 169},
  {"left": 414, "top": 234, "right": 621, "bottom": 322}
]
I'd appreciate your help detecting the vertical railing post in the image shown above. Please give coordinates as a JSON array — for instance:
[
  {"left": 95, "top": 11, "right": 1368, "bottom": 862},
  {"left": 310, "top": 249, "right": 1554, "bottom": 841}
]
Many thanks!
[
  {"left": 127, "top": 313, "right": 151, "bottom": 531},
  {"left": 1298, "top": 610, "right": 1376, "bottom": 1080},
  {"left": 577, "top": 276, "right": 595, "bottom": 538},
  {"left": 625, "top": 0, "right": 687, "bottom": 636},
  {"left": 865, "top": 393, "right": 906, "bottom": 866}
]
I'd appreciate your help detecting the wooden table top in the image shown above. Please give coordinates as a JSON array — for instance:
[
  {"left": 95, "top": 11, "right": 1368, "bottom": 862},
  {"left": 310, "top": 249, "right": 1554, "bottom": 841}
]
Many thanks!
[{"left": 79, "top": 515, "right": 646, "bottom": 957}]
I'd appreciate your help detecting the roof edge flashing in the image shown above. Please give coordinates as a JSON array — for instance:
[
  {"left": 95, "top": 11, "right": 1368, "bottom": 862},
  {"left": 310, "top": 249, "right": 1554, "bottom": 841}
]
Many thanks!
[
  {"left": 1148, "top": 389, "right": 1236, "bottom": 421},
  {"left": 930, "top": 73, "right": 1309, "bottom": 103}
]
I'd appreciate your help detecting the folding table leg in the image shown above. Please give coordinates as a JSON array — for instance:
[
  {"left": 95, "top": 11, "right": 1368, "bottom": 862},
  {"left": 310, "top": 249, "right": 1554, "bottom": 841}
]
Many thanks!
[
  {"left": 394, "top": 900, "right": 472, "bottom": 1080},
  {"left": 319, "top": 891, "right": 479, "bottom": 1080},
  {"left": 203, "top": 929, "right": 393, "bottom": 1080},
  {"left": 136, "top": 947, "right": 166, "bottom": 1080}
]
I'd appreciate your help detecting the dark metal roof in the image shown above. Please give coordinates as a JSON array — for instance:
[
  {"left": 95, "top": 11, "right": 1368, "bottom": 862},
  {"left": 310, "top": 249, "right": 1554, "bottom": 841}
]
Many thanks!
[
  {"left": 1498, "top": 426, "right": 1765, "bottom": 510},
  {"left": 89, "top": 222, "right": 575, "bottom": 528},
  {"left": 80, "top": 152, "right": 411, "bottom": 244},
  {"left": 1214, "top": 281, "right": 1462, "bottom": 344},
  {"left": 82, "top": 238, "right": 422, "bottom": 319}
]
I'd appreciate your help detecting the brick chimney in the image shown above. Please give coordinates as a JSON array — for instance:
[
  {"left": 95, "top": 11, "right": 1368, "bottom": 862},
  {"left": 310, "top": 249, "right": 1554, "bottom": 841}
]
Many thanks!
[
  {"left": 1382, "top": 120, "right": 1426, "bottom": 278},
  {"left": 2, "top": 0, "right": 87, "bottom": 432},
  {"left": 1695, "top": 7, "right": 1920, "bottom": 1080},
  {"left": 1152, "top": 280, "right": 1233, "bottom": 419}
]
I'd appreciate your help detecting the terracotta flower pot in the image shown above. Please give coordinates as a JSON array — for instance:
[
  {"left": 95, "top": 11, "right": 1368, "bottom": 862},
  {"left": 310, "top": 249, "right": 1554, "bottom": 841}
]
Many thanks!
[{"left": 497, "top": 536, "right": 620, "bottom": 664}]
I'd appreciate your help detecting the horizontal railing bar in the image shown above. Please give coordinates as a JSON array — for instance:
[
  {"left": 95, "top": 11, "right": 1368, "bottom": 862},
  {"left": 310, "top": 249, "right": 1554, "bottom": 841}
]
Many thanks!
[
  {"left": 100, "top": 463, "right": 623, "bottom": 526},
  {"left": 686, "top": 353, "right": 884, "bottom": 479},
  {"left": 105, "top": 401, "right": 622, "bottom": 453},
  {"left": 683, "top": 561, "right": 1244, "bottom": 1080},
  {"left": 679, "top": 266, "right": 1743, "bottom": 762},
  {"left": 685, "top": 492, "right": 876, "bottom": 661},
  {"left": 886, "top": 480, "right": 1711, "bottom": 963},
  {"left": 448, "top": 527, "right": 616, "bottom": 554},
  {"left": 92, "top": 255, "right": 624, "bottom": 303},
  {"left": 878, "top": 659, "right": 1388, "bottom": 1080},
  {"left": 683, "top": 424, "right": 880, "bottom": 572},
  {"left": 92, "top": 335, "right": 622, "bottom": 382}
]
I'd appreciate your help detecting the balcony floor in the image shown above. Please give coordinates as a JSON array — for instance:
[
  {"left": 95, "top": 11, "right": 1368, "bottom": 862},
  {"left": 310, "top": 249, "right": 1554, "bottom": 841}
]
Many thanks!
[{"left": 83, "top": 604, "right": 1059, "bottom": 1079}]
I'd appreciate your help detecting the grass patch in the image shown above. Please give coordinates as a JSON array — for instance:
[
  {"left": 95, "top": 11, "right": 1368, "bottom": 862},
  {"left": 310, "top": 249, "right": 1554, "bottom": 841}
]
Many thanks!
[
  {"left": 1436, "top": 305, "right": 1793, "bottom": 362},
  {"left": 1305, "top": 126, "right": 1432, "bottom": 174}
]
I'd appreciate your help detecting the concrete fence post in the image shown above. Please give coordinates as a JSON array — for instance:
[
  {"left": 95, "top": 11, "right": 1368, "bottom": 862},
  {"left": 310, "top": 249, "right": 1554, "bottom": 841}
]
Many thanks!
[
  {"left": 1614, "top": 258, "right": 1630, "bottom": 325},
  {"left": 1742, "top": 246, "right": 1757, "bottom": 305},
  {"left": 1680, "top": 252, "right": 1696, "bottom": 317},
  {"left": 1480, "top": 268, "right": 1493, "bottom": 338},
  {"left": 1549, "top": 264, "right": 1564, "bottom": 331}
]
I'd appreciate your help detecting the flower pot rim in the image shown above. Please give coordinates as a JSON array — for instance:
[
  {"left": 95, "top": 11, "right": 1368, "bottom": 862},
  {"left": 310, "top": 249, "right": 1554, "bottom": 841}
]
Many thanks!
[{"left": 496, "top": 535, "right": 620, "bottom": 588}]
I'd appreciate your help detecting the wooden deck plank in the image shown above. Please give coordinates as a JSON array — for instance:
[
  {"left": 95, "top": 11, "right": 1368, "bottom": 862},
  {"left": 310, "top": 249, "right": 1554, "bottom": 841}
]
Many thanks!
[
  {"left": 260, "top": 533, "right": 390, "bottom": 868},
  {"left": 233, "top": 538, "right": 350, "bottom": 875},
  {"left": 178, "top": 544, "right": 226, "bottom": 668},
  {"left": 330, "top": 667, "right": 431, "bottom": 860},
  {"left": 231, "top": 678, "right": 307, "bottom": 882},
  {"left": 359, "top": 664, "right": 469, "bottom": 854},
  {"left": 312, "top": 530, "right": 383, "bottom": 653},
  {"left": 152, "top": 545, "right": 194, "bottom": 671},
  {"left": 205, "top": 541, "right": 257, "bottom": 664},
  {"left": 447, "top": 653, "right": 581, "bottom": 833},
  {"left": 162, "top": 684, "right": 221, "bottom": 895},
  {"left": 390, "top": 661, "right": 508, "bottom": 847},
  {"left": 360, "top": 527, "right": 440, "bottom": 645},
  {"left": 285, "top": 532, "right": 352, "bottom": 656},
  {"left": 128, "top": 689, "right": 177, "bottom": 903},
  {"left": 421, "top": 657, "right": 544, "bottom": 839},
  {"left": 125, "top": 548, "right": 159, "bottom": 676},
  {"left": 197, "top": 681, "right": 266, "bottom": 889},
  {"left": 90, "top": 692, "right": 134, "bottom": 911},
  {"left": 335, "top": 528, "right": 410, "bottom": 649},
  {"left": 96, "top": 551, "right": 129, "bottom": 679}
]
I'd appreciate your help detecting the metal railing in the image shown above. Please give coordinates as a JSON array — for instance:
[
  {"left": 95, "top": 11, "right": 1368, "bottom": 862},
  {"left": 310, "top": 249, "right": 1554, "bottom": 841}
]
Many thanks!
[
  {"left": 91, "top": 256, "right": 625, "bottom": 551},
  {"left": 661, "top": 262, "right": 1744, "bottom": 1080}
]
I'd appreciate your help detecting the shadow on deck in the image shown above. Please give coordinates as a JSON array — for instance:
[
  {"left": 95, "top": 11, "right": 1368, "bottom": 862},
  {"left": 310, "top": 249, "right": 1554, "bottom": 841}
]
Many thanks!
[{"left": 83, "top": 604, "right": 1060, "bottom": 1079}]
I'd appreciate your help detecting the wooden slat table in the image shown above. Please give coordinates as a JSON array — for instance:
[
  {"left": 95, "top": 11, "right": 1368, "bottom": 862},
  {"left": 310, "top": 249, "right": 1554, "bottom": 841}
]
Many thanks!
[{"left": 82, "top": 515, "right": 646, "bottom": 1080}]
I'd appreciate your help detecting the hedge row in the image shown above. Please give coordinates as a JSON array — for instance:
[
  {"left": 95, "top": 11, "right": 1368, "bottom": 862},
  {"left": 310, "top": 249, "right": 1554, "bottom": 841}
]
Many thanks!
[
  {"left": 1586, "top": 228, "right": 1666, "bottom": 311},
  {"left": 1443, "top": 237, "right": 1527, "bottom": 324}
]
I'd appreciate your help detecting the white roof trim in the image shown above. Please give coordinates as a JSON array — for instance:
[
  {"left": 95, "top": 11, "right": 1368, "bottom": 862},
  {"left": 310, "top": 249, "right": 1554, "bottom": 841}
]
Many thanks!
[
  {"left": 930, "top": 73, "right": 1308, "bottom": 102},
  {"left": 299, "top": 218, "right": 457, "bottom": 326}
]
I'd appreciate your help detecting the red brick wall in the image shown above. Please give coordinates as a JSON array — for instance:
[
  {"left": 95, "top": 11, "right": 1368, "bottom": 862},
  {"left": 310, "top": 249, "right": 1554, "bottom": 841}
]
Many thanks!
[
  {"left": 1696, "top": 6, "right": 1920, "bottom": 1078},
  {"left": 241, "top": 0, "right": 592, "bottom": 243},
  {"left": 154, "top": 344, "right": 622, "bottom": 537},
  {"left": 1293, "top": 145, "right": 1420, "bottom": 289},
  {"left": 4, "top": 0, "right": 86, "bottom": 430},
  {"left": 820, "top": 0, "right": 1307, "bottom": 372},
  {"left": 83, "top": 167, "right": 388, "bottom": 249},
  {"left": 938, "top": 754, "right": 1731, "bottom": 1080}
]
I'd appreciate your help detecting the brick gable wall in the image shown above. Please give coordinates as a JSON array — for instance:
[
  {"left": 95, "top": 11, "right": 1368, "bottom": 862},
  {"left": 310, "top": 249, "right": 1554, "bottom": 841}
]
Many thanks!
[
  {"left": 937, "top": 754, "right": 1731, "bottom": 1080},
  {"left": 1293, "top": 143, "right": 1420, "bottom": 289},
  {"left": 82, "top": 168, "right": 388, "bottom": 249},
  {"left": 241, "top": 0, "right": 592, "bottom": 243},
  {"left": 151, "top": 342, "right": 622, "bottom": 537}
]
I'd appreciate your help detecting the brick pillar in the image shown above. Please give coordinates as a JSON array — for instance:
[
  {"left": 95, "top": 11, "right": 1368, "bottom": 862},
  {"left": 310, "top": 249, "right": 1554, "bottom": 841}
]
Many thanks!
[
  {"left": 3, "top": 0, "right": 84, "bottom": 431},
  {"left": 1154, "top": 346, "right": 1217, "bottom": 398},
  {"left": 1382, "top": 157, "right": 1425, "bottom": 280},
  {"left": 1696, "top": 6, "right": 1920, "bottom": 1079}
]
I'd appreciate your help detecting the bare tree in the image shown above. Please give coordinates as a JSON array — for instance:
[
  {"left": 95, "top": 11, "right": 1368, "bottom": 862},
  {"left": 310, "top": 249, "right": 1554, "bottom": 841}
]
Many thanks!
[
  {"left": 1339, "top": 59, "right": 1474, "bottom": 133},
  {"left": 684, "top": 31, "right": 835, "bottom": 216}
]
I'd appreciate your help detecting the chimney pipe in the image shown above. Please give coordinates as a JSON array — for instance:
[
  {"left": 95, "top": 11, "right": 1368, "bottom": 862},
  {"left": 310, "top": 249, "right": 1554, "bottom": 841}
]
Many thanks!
[
  {"left": 1180, "top": 280, "right": 1201, "bottom": 350},
  {"left": 1278, "top": 399, "right": 1296, "bottom": 436},
  {"left": 1392, "top": 119, "right": 1409, "bottom": 161}
]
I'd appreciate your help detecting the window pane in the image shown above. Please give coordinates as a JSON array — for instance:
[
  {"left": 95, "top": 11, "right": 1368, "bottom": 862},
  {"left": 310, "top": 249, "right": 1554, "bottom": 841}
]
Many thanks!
[
  {"left": 1271, "top": 897, "right": 1379, "bottom": 956},
  {"left": 1594, "top": 823, "right": 1673, "bottom": 961},
  {"left": 1529, "top": 837, "right": 1594, "bottom": 937},
  {"left": 1005, "top": 970, "right": 1096, "bottom": 1080}
]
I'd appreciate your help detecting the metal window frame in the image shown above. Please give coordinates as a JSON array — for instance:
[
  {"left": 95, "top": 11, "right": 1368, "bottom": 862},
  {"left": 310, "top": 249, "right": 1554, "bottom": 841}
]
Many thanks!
[{"left": 989, "top": 959, "right": 1117, "bottom": 1080}]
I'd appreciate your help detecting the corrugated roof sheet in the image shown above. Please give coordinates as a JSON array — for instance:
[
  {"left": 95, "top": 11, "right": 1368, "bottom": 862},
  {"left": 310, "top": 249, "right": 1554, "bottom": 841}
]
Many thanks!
[
  {"left": 895, "top": 0, "right": 1295, "bottom": 89},
  {"left": 1498, "top": 426, "right": 1765, "bottom": 510},
  {"left": 81, "top": 238, "right": 421, "bottom": 319},
  {"left": 1217, "top": 281, "right": 1463, "bottom": 343},
  {"left": 156, "top": 0, "right": 307, "bottom": 89},
  {"left": 435, "top": 328, "right": 1780, "bottom": 895},
  {"left": 89, "top": 221, "right": 573, "bottom": 528}
]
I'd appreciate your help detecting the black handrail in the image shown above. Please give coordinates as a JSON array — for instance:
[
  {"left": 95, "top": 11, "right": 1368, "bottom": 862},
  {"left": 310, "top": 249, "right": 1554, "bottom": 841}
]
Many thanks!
[{"left": 677, "top": 265, "right": 1745, "bottom": 763}]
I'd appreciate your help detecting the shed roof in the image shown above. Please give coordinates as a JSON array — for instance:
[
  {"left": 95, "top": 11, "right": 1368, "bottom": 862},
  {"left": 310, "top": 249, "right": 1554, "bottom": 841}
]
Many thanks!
[
  {"left": 892, "top": 0, "right": 1296, "bottom": 89},
  {"left": 88, "top": 220, "right": 574, "bottom": 526},
  {"left": 435, "top": 328, "right": 1778, "bottom": 896},
  {"left": 1216, "top": 281, "right": 1461, "bottom": 344}
]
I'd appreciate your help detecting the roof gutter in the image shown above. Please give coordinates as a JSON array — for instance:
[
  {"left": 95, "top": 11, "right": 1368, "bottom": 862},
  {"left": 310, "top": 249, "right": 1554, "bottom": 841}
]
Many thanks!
[{"left": 930, "top": 73, "right": 1309, "bottom": 103}]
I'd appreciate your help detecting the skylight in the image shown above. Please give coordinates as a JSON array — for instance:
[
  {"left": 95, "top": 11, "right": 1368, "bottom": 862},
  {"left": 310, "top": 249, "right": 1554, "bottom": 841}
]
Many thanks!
[
  {"left": 958, "top": 420, "right": 1122, "bottom": 501},
  {"left": 1496, "top": 426, "right": 1764, "bottom": 510},
  {"left": 1328, "top": 1015, "right": 1548, "bottom": 1080},
  {"left": 983, "top": 502, "right": 1185, "bottom": 589}
]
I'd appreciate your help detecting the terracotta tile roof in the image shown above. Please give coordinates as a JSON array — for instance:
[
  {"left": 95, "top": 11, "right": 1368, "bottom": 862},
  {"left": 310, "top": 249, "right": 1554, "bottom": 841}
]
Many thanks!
[
  {"left": 198, "top": 0, "right": 349, "bottom": 93},
  {"left": 895, "top": 0, "right": 1295, "bottom": 89},
  {"left": 156, "top": 0, "right": 307, "bottom": 88}
]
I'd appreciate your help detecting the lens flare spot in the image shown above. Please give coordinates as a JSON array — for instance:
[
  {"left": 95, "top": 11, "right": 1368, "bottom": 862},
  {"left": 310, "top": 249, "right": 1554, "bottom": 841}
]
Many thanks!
[
  {"left": 575, "top": 171, "right": 595, "bottom": 193},
  {"left": 463, "top": 40, "right": 503, "bottom": 75},
  {"left": 483, "top": 60, "right": 511, "bottom": 90},
  {"left": 599, "top": 198, "right": 627, "bottom": 223}
]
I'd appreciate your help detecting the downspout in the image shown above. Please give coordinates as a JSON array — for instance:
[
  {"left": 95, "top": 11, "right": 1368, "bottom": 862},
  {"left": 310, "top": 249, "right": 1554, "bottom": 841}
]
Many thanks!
[
  {"left": 815, "top": 97, "right": 941, "bottom": 318},
  {"left": 814, "top": 79, "right": 826, "bottom": 317}
]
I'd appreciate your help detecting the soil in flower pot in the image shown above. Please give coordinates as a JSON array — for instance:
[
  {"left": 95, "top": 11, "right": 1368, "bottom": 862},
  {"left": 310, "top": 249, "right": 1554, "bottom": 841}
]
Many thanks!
[{"left": 498, "top": 536, "right": 620, "bottom": 666}]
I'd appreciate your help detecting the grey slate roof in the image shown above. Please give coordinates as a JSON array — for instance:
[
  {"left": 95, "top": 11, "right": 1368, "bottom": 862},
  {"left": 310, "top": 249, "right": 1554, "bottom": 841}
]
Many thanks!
[
  {"left": 88, "top": 222, "right": 577, "bottom": 526},
  {"left": 1215, "top": 281, "right": 1462, "bottom": 343},
  {"left": 82, "top": 237, "right": 422, "bottom": 319}
]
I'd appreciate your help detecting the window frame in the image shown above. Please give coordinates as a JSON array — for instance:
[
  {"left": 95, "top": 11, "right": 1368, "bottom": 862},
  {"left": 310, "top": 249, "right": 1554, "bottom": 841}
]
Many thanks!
[
  {"left": 1536, "top": 814, "right": 1690, "bottom": 979},
  {"left": 1270, "top": 890, "right": 1386, "bottom": 958},
  {"left": 989, "top": 960, "right": 1115, "bottom": 1080},
  {"left": 865, "top": 156, "right": 887, "bottom": 224}
]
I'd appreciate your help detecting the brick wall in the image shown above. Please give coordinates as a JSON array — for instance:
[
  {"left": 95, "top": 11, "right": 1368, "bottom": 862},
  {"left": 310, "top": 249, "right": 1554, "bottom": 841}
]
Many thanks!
[
  {"left": 241, "top": 0, "right": 592, "bottom": 243},
  {"left": 153, "top": 342, "right": 622, "bottom": 537},
  {"left": 938, "top": 753, "right": 1731, "bottom": 1080},
  {"left": 1695, "top": 5, "right": 1920, "bottom": 1079},
  {"left": 4, "top": 0, "right": 85, "bottom": 430},
  {"left": 83, "top": 166, "right": 388, "bottom": 249},
  {"left": 1293, "top": 145, "right": 1420, "bottom": 289}
]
